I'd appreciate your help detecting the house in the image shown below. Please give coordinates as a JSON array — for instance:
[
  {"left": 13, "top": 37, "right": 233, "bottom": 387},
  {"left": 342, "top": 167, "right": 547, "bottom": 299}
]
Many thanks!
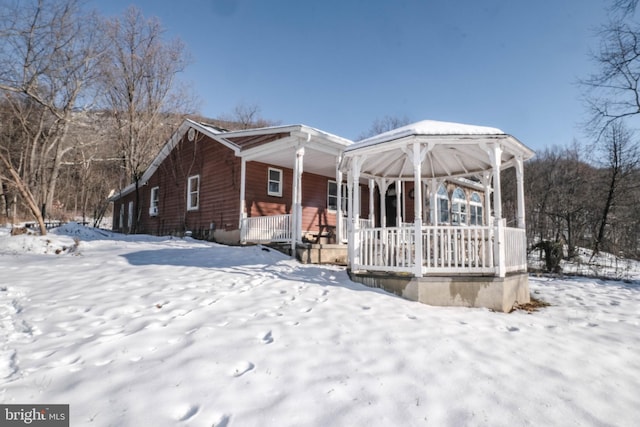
[
  {"left": 109, "top": 119, "right": 364, "bottom": 259},
  {"left": 110, "top": 118, "right": 534, "bottom": 312}
]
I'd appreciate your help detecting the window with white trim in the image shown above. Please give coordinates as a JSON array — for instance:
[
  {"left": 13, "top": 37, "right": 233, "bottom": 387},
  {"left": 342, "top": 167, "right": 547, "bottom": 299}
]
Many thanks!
[
  {"left": 327, "top": 181, "right": 349, "bottom": 212},
  {"left": 119, "top": 203, "right": 125, "bottom": 229},
  {"left": 268, "top": 167, "right": 283, "bottom": 197},
  {"left": 451, "top": 187, "right": 467, "bottom": 225},
  {"left": 470, "top": 192, "right": 483, "bottom": 225},
  {"left": 437, "top": 184, "right": 449, "bottom": 224},
  {"left": 328, "top": 181, "right": 338, "bottom": 211},
  {"left": 187, "top": 175, "right": 200, "bottom": 210},
  {"left": 149, "top": 186, "right": 159, "bottom": 216}
]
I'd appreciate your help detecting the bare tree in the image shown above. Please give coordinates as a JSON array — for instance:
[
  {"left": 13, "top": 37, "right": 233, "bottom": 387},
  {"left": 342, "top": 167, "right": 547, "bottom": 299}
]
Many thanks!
[
  {"left": 357, "top": 115, "right": 411, "bottom": 140},
  {"left": 0, "top": 0, "right": 103, "bottom": 234},
  {"left": 218, "top": 102, "right": 280, "bottom": 130},
  {"left": 99, "top": 6, "right": 196, "bottom": 233},
  {"left": 589, "top": 121, "right": 640, "bottom": 256}
]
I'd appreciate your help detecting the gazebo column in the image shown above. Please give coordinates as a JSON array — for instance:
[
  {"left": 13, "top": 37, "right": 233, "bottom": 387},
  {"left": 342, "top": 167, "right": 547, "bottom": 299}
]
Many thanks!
[
  {"left": 376, "top": 178, "right": 389, "bottom": 228},
  {"left": 291, "top": 146, "right": 305, "bottom": 250},
  {"left": 368, "top": 179, "right": 375, "bottom": 226},
  {"left": 488, "top": 144, "right": 506, "bottom": 277},
  {"left": 239, "top": 157, "right": 247, "bottom": 243},
  {"left": 412, "top": 142, "right": 424, "bottom": 277},
  {"left": 335, "top": 156, "right": 343, "bottom": 243},
  {"left": 348, "top": 157, "right": 362, "bottom": 270},
  {"left": 395, "top": 180, "right": 402, "bottom": 226},
  {"left": 515, "top": 156, "right": 526, "bottom": 229}
]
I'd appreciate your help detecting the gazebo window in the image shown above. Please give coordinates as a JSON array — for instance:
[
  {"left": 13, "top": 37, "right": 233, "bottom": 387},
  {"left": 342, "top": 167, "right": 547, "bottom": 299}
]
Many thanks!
[
  {"left": 470, "top": 192, "right": 483, "bottom": 225},
  {"left": 452, "top": 188, "right": 467, "bottom": 225},
  {"left": 437, "top": 184, "right": 449, "bottom": 224}
]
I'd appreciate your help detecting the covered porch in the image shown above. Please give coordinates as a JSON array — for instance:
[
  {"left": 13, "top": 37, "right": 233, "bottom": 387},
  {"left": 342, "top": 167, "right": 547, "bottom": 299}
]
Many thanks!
[
  {"left": 229, "top": 124, "right": 352, "bottom": 252},
  {"left": 340, "top": 120, "right": 535, "bottom": 311}
]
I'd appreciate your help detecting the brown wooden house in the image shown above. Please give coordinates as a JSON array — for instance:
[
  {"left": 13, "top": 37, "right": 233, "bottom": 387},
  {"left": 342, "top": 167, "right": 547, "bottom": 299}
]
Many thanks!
[{"left": 109, "top": 119, "right": 363, "bottom": 252}]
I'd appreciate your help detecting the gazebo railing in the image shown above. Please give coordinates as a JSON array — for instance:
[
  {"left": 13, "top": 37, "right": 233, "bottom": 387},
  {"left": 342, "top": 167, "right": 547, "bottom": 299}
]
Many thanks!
[
  {"left": 355, "top": 224, "right": 525, "bottom": 275},
  {"left": 504, "top": 227, "right": 527, "bottom": 272}
]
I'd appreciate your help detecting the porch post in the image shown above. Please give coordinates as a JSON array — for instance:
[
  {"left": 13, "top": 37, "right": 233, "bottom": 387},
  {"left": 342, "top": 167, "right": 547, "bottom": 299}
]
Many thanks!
[
  {"left": 428, "top": 179, "right": 439, "bottom": 225},
  {"left": 292, "top": 146, "right": 305, "bottom": 250},
  {"left": 515, "top": 156, "right": 526, "bottom": 229},
  {"left": 239, "top": 157, "right": 247, "bottom": 243},
  {"left": 351, "top": 157, "right": 362, "bottom": 270},
  {"left": 368, "top": 179, "right": 375, "bottom": 226},
  {"left": 488, "top": 144, "right": 506, "bottom": 277},
  {"left": 395, "top": 180, "right": 402, "bottom": 226},
  {"left": 376, "top": 178, "right": 388, "bottom": 228},
  {"left": 412, "top": 142, "right": 424, "bottom": 277},
  {"left": 336, "top": 156, "right": 343, "bottom": 243},
  {"left": 481, "top": 172, "right": 492, "bottom": 226}
]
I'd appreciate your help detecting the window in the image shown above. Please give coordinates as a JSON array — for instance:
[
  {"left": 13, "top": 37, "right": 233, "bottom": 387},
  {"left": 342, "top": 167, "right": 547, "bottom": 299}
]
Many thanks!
[
  {"left": 268, "top": 168, "right": 283, "bottom": 197},
  {"left": 451, "top": 187, "right": 467, "bottom": 225},
  {"left": 187, "top": 175, "right": 200, "bottom": 210},
  {"left": 328, "top": 181, "right": 338, "bottom": 211},
  {"left": 470, "top": 192, "right": 483, "bottom": 225},
  {"left": 327, "top": 181, "right": 349, "bottom": 212},
  {"left": 437, "top": 184, "right": 449, "bottom": 224},
  {"left": 149, "top": 186, "right": 159, "bottom": 216}
]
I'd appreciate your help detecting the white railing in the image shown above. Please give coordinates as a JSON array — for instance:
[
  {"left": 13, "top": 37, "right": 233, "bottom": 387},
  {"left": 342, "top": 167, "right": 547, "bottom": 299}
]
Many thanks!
[
  {"left": 358, "top": 225, "right": 415, "bottom": 272},
  {"left": 421, "top": 225, "right": 494, "bottom": 273},
  {"left": 340, "top": 216, "right": 373, "bottom": 243},
  {"left": 241, "top": 214, "right": 292, "bottom": 243},
  {"left": 504, "top": 227, "right": 527, "bottom": 272},
  {"left": 355, "top": 224, "right": 526, "bottom": 275}
]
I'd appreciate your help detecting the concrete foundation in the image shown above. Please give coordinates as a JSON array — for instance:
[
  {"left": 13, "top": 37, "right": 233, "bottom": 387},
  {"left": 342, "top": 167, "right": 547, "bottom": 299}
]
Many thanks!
[
  {"left": 349, "top": 271, "right": 530, "bottom": 312},
  {"left": 296, "top": 243, "right": 348, "bottom": 265}
]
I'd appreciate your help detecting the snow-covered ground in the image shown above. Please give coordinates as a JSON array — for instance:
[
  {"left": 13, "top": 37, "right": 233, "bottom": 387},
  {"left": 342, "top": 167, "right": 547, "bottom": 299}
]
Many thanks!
[{"left": 1, "top": 223, "right": 639, "bottom": 427}]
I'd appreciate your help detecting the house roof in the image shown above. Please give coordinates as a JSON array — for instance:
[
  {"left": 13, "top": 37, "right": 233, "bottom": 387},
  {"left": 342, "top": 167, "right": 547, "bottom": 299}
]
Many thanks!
[
  {"left": 109, "top": 120, "right": 353, "bottom": 201},
  {"left": 341, "top": 119, "right": 535, "bottom": 180}
]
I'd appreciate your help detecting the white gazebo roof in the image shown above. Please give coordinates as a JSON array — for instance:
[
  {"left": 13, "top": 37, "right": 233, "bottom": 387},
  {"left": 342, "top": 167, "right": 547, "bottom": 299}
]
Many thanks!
[{"left": 342, "top": 120, "right": 535, "bottom": 180}]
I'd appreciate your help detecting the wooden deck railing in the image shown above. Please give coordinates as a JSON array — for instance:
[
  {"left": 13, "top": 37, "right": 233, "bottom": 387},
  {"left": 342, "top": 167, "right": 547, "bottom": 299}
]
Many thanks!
[{"left": 241, "top": 214, "right": 292, "bottom": 243}]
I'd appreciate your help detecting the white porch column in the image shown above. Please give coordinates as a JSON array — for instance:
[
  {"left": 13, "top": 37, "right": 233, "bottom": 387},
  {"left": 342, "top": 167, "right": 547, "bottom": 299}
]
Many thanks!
[
  {"left": 515, "top": 156, "right": 526, "bottom": 229},
  {"left": 291, "top": 146, "right": 305, "bottom": 250},
  {"left": 335, "top": 156, "right": 343, "bottom": 243},
  {"left": 368, "top": 179, "right": 375, "bottom": 226},
  {"left": 481, "top": 172, "right": 492, "bottom": 226},
  {"left": 488, "top": 144, "right": 505, "bottom": 277},
  {"left": 412, "top": 142, "right": 424, "bottom": 277},
  {"left": 376, "top": 178, "right": 389, "bottom": 228},
  {"left": 350, "top": 157, "right": 362, "bottom": 270},
  {"left": 395, "top": 180, "right": 402, "bottom": 226},
  {"left": 489, "top": 144, "right": 503, "bottom": 221},
  {"left": 239, "top": 157, "right": 247, "bottom": 243},
  {"left": 428, "top": 179, "right": 439, "bottom": 225}
]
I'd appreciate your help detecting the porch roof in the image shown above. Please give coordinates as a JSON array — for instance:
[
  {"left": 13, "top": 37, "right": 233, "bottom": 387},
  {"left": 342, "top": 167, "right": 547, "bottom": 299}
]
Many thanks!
[
  {"left": 216, "top": 124, "right": 353, "bottom": 177},
  {"left": 341, "top": 120, "right": 535, "bottom": 180}
]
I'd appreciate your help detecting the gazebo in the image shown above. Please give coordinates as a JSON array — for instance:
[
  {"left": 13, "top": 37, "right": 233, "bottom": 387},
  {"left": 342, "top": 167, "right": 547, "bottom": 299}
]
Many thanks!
[{"left": 339, "top": 120, "right": 535, "bottom": 312}]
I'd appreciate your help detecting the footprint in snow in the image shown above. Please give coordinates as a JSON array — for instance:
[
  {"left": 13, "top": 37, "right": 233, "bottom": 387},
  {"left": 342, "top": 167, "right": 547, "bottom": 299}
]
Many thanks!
[
  {"left": 260, "top": 331, "right": 274, "bottom": 344},
  {"left": 231, "top": 361, "right": 255, "bottom": 377},
  {"left": 175, "top": 404, "right": 199, "bottom": 422}
]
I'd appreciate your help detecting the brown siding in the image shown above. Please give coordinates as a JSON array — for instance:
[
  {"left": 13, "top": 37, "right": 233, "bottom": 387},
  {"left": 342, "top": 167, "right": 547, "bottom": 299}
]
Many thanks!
[
  {"left": 113, "top": 132, "right": 241, "bottom": 239},
  {"left": 245, "top": 161, "right": 369, "bottom": 234}
]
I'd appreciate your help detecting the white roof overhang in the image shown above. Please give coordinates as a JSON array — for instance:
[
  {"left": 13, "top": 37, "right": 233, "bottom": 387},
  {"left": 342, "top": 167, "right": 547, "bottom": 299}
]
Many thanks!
[
  {"left": 340, "top": 121, "right": 535, "bottom": 181},
  {"left": 231, "top": 125, "right": 352, "bottom": 178}
]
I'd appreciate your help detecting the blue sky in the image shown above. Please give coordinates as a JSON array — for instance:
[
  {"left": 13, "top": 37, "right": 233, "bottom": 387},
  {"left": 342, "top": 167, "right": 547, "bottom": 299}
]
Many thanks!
[{"left": 91, "top": 0, "right": 611, "bottom": 151}]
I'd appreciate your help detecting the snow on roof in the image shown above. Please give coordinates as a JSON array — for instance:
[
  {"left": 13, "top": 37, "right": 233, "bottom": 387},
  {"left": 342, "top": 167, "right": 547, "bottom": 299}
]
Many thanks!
[{"left": 348, "top": 119, "right": 506, "bottom": 151}]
